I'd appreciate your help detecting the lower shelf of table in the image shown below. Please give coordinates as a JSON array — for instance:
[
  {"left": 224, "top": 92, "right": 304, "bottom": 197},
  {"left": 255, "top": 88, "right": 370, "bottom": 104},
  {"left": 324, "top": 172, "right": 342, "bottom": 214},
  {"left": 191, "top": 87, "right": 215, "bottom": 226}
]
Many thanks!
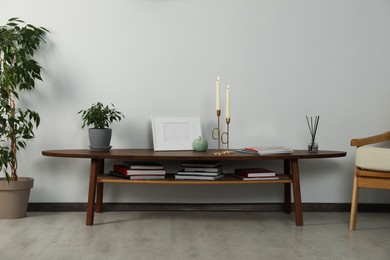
[{"left": 97, "top": 174, "right": 292, "bottom": 185}]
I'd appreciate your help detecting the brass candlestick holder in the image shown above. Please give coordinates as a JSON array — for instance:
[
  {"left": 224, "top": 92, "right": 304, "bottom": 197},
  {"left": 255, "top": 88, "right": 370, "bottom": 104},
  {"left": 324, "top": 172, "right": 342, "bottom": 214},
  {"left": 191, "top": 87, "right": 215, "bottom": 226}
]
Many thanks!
[
  {"left": 211, "top": 110, "right": 221, "bottom": 150},
  {"left": 211, "top": 108, "right": 233, "bottom": 156},
  {"left": 221, "top": 118, "right": 233, "bottom": 154}
]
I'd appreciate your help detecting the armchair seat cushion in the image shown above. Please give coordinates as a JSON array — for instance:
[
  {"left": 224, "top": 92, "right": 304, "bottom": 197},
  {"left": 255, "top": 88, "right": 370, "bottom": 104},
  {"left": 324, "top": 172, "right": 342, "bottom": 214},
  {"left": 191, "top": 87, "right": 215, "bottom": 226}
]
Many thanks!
[{"left": 355, "top": 147, "right": 390, "bottom": 172}]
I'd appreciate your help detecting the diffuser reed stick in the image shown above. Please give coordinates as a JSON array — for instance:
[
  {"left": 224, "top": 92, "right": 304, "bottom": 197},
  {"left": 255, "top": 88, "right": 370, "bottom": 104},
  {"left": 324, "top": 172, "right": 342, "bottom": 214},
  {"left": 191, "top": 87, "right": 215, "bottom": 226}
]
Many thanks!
[{"left": 306, "top": 115, "right": 320, "bottom": 151}]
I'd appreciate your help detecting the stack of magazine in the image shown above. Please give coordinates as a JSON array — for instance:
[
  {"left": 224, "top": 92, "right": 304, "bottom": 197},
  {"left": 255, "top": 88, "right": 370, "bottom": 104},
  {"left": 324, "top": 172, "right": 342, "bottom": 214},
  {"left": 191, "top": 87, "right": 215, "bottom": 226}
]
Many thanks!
[
  {"left": 236, "top": 146, "right": 293, "bottom": 155},
  {"left": 109, "top": 161, "right": 166, "bottom": 180},
  {"left": 175, "top": 161, "right": 224, "bottom": 180}
]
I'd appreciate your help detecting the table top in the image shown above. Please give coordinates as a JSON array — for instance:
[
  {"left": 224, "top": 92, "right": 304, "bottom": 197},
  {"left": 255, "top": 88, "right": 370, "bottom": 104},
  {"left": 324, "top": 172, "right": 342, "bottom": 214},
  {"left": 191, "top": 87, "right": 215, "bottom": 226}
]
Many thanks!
[{"left": 42, "top": 149, "right": 346, "bottom": 161}]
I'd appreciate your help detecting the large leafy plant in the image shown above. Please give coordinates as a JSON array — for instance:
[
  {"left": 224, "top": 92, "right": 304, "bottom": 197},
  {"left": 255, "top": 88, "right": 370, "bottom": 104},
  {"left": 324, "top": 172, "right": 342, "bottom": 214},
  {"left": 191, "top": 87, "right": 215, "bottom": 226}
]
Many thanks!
[
  {"left": 78, "top": 102, "right": 124, "bottom": 129},
  {"left": 0, "top": 18, "right": 48, "bottom": 181}
]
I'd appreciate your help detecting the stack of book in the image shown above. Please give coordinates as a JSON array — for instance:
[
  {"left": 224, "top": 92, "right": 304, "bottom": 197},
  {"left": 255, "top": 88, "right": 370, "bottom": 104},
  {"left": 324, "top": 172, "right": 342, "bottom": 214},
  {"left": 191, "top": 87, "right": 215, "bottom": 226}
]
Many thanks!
[
  {"left": 175, "top": 160, "right": 224, "bottom": 180},
  {"left": 236, "top": 146, "right": 293, "bottom": 155},
  {"left": 234, "top": 168, "right": 279, "bottom": 180},
  {"left": 109, "top": 161, "right": 166, "bottom": 180}
]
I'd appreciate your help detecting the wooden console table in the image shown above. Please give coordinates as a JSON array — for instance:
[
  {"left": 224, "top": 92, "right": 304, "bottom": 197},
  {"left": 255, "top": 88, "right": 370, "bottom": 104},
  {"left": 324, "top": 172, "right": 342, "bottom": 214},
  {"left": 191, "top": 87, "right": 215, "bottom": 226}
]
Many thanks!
[{"left": 41, "top": 149, "right": 346, "bottom": 226}]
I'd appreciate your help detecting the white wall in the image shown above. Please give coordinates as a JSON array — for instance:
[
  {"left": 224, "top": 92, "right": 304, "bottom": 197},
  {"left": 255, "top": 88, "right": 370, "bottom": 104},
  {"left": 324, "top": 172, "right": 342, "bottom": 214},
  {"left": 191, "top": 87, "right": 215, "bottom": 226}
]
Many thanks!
[{"left": 2, "top": 0, "right": 390, "bottom": 203}]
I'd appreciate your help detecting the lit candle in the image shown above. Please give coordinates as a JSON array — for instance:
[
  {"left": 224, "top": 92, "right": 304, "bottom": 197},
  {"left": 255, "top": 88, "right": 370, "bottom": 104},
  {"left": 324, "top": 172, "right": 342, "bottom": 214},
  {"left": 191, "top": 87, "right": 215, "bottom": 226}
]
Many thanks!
[
  {"left": 216, "top": 77, "right": 220, "bottom": 111},
  {"left": 226, "top": 84, "right": 230, "bottom": 119}
]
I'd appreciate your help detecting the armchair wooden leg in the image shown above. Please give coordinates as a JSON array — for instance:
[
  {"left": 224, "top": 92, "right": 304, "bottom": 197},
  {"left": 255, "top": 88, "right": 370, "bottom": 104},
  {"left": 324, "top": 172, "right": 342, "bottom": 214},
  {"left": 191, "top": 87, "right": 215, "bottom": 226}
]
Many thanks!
[{"left": 349, "top": 172, "right": 359, "bottom": 230}]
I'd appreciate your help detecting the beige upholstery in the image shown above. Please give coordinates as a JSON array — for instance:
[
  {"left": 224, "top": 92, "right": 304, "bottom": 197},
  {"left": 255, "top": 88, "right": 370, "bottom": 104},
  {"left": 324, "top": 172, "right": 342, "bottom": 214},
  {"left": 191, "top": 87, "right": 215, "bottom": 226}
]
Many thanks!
[
  {"left": 356, "top": 147, "right": 390, "bottom": 172},
  {"left": 349, "top": 131, "right": 390, "bottom": 230}
]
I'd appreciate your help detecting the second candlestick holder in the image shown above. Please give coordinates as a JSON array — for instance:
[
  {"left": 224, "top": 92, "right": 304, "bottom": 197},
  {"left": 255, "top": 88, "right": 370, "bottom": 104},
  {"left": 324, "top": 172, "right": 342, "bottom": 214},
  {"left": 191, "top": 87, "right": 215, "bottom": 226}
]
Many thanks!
[
  {"left": 212, "top": 114, "right": 233, "bottom": 156},
  {"left": 221, "top": 117, "right": 233, "bottom": 154}
]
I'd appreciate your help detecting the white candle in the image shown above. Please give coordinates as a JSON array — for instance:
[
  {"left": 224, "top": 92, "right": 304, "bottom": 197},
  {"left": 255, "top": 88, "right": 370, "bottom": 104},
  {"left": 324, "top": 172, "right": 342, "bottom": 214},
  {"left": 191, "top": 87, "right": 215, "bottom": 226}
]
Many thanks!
[
  {"left": 216, "top": 77, "right": 220, "bottom": 111},
  {"left": 226, "top": 84, "right": 230, "bottom": 119}
]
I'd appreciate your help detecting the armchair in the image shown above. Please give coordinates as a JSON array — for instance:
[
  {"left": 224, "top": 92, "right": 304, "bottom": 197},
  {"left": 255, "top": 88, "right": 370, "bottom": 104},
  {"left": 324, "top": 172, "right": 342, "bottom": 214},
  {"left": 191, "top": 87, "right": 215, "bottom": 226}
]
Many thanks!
[{"left": 349, "top": 131, "right": 390, "bottom": 230}]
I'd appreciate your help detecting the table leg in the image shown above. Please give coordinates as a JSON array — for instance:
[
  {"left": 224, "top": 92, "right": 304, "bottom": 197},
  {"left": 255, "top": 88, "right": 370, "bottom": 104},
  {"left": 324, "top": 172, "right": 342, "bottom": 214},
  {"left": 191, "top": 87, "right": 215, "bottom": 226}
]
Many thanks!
[
  {"left": 291, "top": 159, "right": 303, "bottom": 226},
  {"left": 95, "top": 160, "right": 104, "bottom": 213},
  {"left": 96, "top": 183, "right": 104, "bottom": 213},
  {"left": 86, "top": 158, "right": 99, "bottom": 226},
  {"left": 283, "top": 159, "right": 292, "bottom": 214}
]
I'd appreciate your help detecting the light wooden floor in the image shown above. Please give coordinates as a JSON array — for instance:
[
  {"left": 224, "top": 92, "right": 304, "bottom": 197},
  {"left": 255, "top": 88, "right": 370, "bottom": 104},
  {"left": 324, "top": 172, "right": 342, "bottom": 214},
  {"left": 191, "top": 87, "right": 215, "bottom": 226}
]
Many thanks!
[{"left": 0, "top": 211, "right": 389, "bottom": 260}]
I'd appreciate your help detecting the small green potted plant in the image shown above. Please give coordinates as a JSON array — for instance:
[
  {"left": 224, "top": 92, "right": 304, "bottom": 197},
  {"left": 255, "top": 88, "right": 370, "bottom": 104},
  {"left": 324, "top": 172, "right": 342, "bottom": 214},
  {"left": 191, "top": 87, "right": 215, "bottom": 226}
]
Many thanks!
[
  {"left": 78, "top": 102, "right": 124, "bottom": 151},
  {"left": 0, "top": 18, "right": 48, "bottom": 218}
]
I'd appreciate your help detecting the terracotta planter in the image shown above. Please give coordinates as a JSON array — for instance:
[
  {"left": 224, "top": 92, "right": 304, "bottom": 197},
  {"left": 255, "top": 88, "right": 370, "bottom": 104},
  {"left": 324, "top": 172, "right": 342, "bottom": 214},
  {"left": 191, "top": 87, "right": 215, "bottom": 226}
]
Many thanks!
[{"left": 0, "top": 177, "right": 34, "bottom": 219}]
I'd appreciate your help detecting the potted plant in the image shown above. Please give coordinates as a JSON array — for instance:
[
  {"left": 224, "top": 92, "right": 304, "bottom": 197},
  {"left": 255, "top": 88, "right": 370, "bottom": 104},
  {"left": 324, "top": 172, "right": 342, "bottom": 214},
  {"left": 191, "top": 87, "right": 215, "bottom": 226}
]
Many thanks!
[
  {"left": 0, "top": 18, "right": 48, "bottom": 218},
  {"left": 78, "top": 102, "right": 124, "bottom": 151}
]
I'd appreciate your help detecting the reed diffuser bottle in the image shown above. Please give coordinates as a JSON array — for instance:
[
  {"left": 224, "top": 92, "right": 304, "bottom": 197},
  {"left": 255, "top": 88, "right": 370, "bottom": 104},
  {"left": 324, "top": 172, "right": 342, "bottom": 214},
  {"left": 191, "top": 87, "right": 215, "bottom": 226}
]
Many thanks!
[{"left": 306, "top": 116, "right": 320, "bottom": 152}]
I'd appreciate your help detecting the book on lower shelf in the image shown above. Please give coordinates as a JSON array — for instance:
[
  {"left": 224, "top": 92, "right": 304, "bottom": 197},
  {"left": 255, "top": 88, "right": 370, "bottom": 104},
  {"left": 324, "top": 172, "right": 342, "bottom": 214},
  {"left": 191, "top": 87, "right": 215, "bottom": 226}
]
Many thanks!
[
  {"left": 176, "top": 161, "right": 223, "bottom": 180},
  {"left": 181, "top": 160, "right": 222, "bottom": 168},
  {"left": 176, "top": 170, "right": 222, "bottom": 176},
  {"left": 109, "top": 171, "right": 165, "bottom": 180},
  {"left": 234, "top": 167, "right": 279, "bottom": 180},
  {"left": 113, "top": 165, "right": 166, "bottom": 176},
  {"left": 235, "top": 168, "right": 276, "bottom": 177},
  {"left": 122, "top": 161, "right": 164, "bottom": 170},
  {"left": 234, "top": 175, "right": 279, "bottom": 181},
  {"left": 111, "top": 162, "right": 166, "bottom": 180},
  {"left": 174, "top": 173, "right": 225, "bottom": 180},
  {"left": 183, "top": 167, "right": 222, "bottom": 173}
]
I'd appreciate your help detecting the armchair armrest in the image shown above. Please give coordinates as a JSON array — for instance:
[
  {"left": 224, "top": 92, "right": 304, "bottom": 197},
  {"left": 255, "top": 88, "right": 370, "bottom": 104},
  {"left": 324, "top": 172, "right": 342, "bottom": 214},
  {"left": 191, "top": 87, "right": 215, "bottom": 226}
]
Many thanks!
[{"left": 351, "top": 131, "right": 390, "bottom": 147}]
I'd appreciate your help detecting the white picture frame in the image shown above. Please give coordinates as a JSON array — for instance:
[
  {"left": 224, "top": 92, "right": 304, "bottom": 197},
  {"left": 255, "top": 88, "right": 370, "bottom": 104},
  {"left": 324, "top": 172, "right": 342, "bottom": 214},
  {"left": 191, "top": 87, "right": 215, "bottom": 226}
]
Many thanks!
[{"left": 151, "top": 116, "right": 202, "bottom": 151}]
